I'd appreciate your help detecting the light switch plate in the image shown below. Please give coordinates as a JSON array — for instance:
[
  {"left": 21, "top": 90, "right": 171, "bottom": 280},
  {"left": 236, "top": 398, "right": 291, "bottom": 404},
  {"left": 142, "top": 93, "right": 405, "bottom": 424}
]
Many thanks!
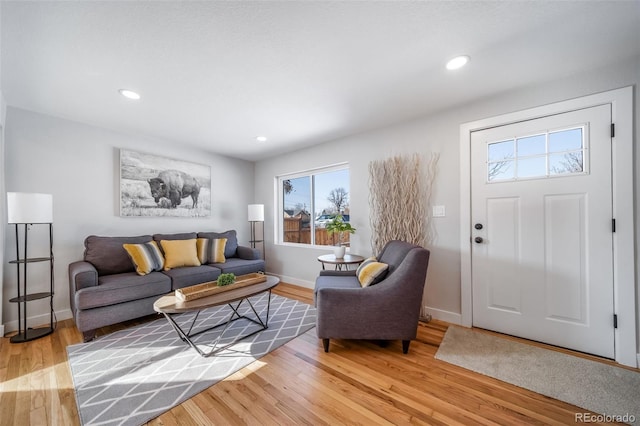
[{"left": 432, "top": 205, "right": 446, "bottom": 217}]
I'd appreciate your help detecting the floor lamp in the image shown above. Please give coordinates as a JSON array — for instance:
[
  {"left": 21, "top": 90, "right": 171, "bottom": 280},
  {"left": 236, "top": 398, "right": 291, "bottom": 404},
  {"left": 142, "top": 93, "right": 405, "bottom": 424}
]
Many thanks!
[
  {"left": 248, "top": 204, "right": 264, "bottom": 259},
  {"left": 7, "top": 192, "right": 55, "bottom": 343}
]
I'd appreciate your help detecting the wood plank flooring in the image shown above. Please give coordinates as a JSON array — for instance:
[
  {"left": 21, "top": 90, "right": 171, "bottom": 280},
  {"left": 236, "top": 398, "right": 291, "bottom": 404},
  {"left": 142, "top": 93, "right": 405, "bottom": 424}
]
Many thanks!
[{"left": 0, "top": 282, "right": 631, "bottom": 425}]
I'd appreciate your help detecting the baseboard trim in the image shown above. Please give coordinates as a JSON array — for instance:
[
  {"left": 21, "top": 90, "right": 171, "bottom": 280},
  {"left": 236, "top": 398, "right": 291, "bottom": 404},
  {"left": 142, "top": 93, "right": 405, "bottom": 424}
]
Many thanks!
[
  {"left": 0, "top": 324, "right": 4, "bottom": 338},
  {"left": 4, "top": 309, "right": 73, "bottom": 333},
  {"left": 425, "top": 306, "right": 463, "bottom": 325},
  {"left": 270, "top": 273, "right": 314, "bottom": 289}
]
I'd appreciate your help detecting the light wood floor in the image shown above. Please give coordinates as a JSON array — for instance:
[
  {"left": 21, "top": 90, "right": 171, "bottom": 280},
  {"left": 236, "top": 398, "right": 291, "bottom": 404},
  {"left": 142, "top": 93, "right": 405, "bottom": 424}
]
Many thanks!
[{"left": 0, "top": 283, "right": 632, "bottom": 425}]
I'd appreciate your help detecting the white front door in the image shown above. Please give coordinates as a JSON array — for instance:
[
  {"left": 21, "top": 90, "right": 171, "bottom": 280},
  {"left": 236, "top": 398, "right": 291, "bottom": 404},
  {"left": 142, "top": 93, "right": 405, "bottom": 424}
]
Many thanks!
[{"left": 470, "top": 104, "right": 615, "bottom": 358}]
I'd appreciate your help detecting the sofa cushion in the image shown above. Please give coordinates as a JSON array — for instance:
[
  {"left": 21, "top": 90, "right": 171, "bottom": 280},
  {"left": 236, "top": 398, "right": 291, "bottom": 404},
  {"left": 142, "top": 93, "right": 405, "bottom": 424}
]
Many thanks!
[
  {"left": 84, "top": 235, "right": 153, "bottom": 276},
  {"left": 160, "top": 239, "right": 201, "bottom": 270},
  {"left": 197, "top": 230, "right": 237, "bottom": 258},
  {"left": 162, "top": 265, "right": 221, "bottom": 290},
  {"left": 123, "top": 241, "right": 165, "bottom": 275},
  {"left": 153, "top": 232, "right": 198, "bottom": 243},
  {"left": 75, "top": 271, "right": 171, "bottom": 310},
  {"left": 211, "top": 257, "right": 264, "bottom": 276}
]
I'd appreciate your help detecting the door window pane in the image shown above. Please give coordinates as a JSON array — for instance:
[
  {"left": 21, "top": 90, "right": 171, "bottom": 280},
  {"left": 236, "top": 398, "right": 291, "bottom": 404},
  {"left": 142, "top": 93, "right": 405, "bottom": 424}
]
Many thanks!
[
  {"left": 550, "top": 152, "right": 584, "bottom": 175},
  {"left": 517, "top": 157, "right": 546, "bottom": 178},
  {"left": 488, "top": 140, "right": 514, "bottom": 162},
  {"left": 517, "top": 134, "right": 546, "bottom": 156},
  {"left": 488, "top": 160, "right": 515, "bottom": 181},
  {"left": 549, "top": 128, "right": 583, "bottom": 153}
]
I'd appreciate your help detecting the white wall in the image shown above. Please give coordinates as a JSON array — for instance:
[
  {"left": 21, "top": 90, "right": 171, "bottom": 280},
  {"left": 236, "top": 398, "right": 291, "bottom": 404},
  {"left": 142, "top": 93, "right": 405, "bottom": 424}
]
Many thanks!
[
  {"left": 0, "top": 0, "right": 6, "bottom": 335},
  {"left": 2, "top": 108, "right": 255, "bottom": 330},
  {"left": 256, "top": 55, "right": 640, "bottom": 336}
]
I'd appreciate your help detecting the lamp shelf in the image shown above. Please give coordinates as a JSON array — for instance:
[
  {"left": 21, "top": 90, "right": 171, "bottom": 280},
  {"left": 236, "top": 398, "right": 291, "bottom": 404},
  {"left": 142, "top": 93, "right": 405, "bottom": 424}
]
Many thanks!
[
  {"left": 10, "top": 326, "right": 54, "bottom": 343},
  {"left": 10, "top": 292, "right": 54, "bottom": 303},
  {"left": 7, "top": 220, "right": 55, "bottom": 344},
  {"left": 9, "top": 256, "right": 53, "bottom": 264}
]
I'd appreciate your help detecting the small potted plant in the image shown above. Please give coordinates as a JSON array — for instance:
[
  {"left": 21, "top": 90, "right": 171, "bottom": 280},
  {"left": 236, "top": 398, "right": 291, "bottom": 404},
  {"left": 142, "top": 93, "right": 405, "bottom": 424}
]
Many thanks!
[
  {"left": 325, "top": 214, "right": 356, "bottom": 258},
  {"left": 217, "top": 273, "right": 236, "bottom": 287}
]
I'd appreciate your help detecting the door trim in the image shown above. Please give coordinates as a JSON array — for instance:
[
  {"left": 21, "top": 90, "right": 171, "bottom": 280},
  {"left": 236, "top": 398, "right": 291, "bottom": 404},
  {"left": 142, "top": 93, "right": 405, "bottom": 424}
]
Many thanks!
[{"left": 459, "top": 86, "right": 636, "bottom": 367}]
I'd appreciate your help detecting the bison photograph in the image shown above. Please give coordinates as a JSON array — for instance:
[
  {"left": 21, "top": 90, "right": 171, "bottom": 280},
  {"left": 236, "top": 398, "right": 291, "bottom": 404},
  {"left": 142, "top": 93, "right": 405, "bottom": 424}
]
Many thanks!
[{"left": 120, "top": 149, "right": 211, "bottom": 217}]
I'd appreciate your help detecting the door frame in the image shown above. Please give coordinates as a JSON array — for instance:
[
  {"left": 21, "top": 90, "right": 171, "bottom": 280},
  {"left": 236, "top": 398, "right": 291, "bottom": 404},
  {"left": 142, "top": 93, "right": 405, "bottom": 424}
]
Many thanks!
[{"left": 459, "top": 86, "right": 636, "bottom": 367}]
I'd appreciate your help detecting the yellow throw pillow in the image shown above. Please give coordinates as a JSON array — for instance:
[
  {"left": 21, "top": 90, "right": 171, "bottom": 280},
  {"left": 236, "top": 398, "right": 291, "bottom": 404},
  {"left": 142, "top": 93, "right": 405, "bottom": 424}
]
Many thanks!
[
  {"left": 196, "top": 238, "right": 227, "bottom": 263},
  {"left": 123, "top": 241, "right": 165, "bottom": 276},
  {"left": 160, "top": 239, "right": 201, "bottom": 270},
  {"left": 356, "top": 257, "right": 389, "bottom": 287}
]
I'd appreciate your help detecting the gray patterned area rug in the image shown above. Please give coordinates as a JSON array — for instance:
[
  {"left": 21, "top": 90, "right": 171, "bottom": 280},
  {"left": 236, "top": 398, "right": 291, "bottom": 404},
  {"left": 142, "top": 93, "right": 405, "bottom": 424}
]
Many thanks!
[
  {"left": 67, "top": 293, "right": 316, "bottom": 426},
  {"left": 435, "top": 326, "right": 640, "bottom": 425}
]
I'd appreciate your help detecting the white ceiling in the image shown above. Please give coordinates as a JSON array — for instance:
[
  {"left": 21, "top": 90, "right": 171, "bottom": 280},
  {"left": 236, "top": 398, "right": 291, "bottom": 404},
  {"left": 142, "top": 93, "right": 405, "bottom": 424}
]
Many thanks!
[{"left": 2, "top": 1, "right": 639, "bottom": 161}]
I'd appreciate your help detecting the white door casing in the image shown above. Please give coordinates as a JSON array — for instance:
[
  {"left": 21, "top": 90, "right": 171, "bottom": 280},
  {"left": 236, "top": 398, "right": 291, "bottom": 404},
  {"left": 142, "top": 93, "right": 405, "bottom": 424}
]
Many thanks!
[
  {"left": 470, "top": 105, "right": 614, "bottom": 358},
  {"left": 459, "top": 86, "right": 636, "bottom": 367}
]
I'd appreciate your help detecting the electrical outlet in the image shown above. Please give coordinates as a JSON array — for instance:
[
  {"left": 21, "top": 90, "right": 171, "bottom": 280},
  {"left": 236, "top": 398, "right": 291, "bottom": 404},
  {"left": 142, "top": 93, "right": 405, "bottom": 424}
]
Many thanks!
[{"left": 432, "top": 205, "right": 446, "bottom": 217}]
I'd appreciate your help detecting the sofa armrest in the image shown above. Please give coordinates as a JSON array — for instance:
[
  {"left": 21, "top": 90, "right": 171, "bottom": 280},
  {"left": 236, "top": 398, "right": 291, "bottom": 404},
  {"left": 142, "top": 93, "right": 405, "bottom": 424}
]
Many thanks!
[
  {"left": 69, "top": 261, "right": 99, "bottom": 293},
  {"left": 236, "top": 245, "right": 261, "bottom": 260}
]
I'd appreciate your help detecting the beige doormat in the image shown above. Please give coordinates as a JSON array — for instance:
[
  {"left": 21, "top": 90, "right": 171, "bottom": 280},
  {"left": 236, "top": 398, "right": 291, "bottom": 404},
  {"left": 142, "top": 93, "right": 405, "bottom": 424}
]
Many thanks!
[{"left": 435, "top": 326, "right": 639, "bottom": 425}]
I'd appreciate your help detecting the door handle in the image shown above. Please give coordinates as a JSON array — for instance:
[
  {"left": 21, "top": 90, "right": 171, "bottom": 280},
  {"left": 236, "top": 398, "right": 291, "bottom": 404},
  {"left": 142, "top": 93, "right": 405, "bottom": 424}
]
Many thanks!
[{"left": 474, "top": 237, "right": 483, "bottom": 244}]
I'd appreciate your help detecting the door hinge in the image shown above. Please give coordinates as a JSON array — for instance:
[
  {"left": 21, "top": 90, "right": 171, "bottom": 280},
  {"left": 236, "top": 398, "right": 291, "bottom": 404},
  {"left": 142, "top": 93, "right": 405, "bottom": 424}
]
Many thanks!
[
  {"left": 611, "top": 123, "right": 615, "bottom": 138},
  {"left": 612, "top": 218, "right": 616, "bottom": 232},
  {"left": 613, "top": 314, "right": 618, "bottom": 329}
]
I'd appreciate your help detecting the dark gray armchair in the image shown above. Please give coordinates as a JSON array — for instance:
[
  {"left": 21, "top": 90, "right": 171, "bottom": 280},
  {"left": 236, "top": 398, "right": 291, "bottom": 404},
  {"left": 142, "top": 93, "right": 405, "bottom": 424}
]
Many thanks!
[{"left": 314, "top": 240, "right": 430, "bottom": 354}]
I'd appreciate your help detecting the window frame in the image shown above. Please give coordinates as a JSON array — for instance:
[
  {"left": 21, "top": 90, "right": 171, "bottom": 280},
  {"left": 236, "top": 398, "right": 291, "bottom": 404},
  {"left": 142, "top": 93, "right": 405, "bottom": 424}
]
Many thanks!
[
  {"left": 276, "top": 162, "right": 350, "bottom": 247},
  {"left": 486, "top": 124, "right": 589, "bottom": 183}
]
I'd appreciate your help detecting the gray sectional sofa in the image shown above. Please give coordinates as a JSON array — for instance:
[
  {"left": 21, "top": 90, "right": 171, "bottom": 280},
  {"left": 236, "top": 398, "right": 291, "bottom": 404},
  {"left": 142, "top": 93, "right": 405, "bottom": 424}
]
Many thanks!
[{"left": 68, "top": 230, "right": 264, "bottom": 341}]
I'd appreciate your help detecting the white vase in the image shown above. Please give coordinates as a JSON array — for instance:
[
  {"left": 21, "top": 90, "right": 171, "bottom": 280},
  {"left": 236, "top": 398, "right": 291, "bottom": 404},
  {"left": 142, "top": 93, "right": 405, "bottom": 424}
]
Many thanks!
[{"left": 334, "top": 246, "right": 346, "bottom": 258}]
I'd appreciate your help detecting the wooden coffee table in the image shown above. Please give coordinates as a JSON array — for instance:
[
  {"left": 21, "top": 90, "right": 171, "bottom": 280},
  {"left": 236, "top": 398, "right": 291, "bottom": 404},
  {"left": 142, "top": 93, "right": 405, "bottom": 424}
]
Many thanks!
[{"left": 154, "top": 275, "right": 280, "bottom": 357}]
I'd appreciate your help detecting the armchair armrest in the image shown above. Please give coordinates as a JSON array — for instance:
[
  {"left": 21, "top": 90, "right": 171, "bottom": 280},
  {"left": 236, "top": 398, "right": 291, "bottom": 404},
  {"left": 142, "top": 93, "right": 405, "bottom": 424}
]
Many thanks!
[
  {"left": 69, "top": 261, "right": 99, "bottom": 292},
  {"left": 236, "top": 245, "right": 261, "bottom": 260}
]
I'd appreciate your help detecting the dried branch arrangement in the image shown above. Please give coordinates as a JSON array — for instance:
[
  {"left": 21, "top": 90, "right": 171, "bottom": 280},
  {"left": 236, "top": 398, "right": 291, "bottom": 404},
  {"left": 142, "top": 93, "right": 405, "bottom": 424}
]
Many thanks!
[{"left": 368, "top": 152, "right": 439, "bottom": 254}]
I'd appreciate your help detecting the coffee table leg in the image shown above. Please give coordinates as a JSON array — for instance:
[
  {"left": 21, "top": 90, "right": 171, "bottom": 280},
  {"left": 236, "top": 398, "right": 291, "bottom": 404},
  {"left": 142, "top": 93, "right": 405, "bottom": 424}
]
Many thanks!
[{"left": 163, "top": 293, "right": 272, "bottom": 357}]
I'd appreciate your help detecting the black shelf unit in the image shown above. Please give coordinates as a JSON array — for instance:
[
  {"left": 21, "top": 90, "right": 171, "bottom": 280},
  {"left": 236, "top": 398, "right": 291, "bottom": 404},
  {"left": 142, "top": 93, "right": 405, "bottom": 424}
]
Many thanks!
[
  {"left": 249, "top": 223, "right": 265, "bottom": 261},
  {"left": 9, "top": 223, "right": 54, "bottom": 343}
]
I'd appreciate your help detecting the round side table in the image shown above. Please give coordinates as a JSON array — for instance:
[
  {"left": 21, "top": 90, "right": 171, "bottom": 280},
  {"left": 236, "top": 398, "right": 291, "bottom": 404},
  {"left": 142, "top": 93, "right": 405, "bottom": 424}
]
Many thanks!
[{"left": 317, "top": 253, "right": 365, "bottom": 271}]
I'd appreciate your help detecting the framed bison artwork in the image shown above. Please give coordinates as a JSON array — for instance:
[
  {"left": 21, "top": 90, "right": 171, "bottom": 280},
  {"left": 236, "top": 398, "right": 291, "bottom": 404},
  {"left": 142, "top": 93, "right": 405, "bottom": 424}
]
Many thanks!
[{"left": 120, "top": 149, "right": 211, "bottom": 217}]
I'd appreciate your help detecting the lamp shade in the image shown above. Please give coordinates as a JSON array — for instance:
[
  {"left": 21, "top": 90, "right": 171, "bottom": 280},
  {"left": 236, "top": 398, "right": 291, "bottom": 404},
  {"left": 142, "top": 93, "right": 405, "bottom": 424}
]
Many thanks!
[
  {"left": 7, "top": 192, "right": 53, "bottom": 224},
  {"left": 248, "top": 204, "right": 264, "bottom": 222}
]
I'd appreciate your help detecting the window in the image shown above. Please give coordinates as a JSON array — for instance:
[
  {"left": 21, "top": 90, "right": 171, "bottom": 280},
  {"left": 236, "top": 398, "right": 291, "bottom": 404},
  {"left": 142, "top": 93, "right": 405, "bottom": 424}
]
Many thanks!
[
  {"left": 278, "top": 164, "right": 350, "bottom": 246},
  {"left": 487, "top": 126, "right": 587, "bottom": 182}
]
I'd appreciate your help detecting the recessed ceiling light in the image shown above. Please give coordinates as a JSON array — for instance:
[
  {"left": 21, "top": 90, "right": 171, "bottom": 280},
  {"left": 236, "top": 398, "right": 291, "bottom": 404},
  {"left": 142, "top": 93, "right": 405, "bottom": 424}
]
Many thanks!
[
  {"left": 119, "top": 89, "right": 141, "bottom": 100},
  {"left": 446, "top": 55, "right": 470, "bottom": 71},
  {"left": 256, "top": 136, "right": 268, "bottom": 143}
]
